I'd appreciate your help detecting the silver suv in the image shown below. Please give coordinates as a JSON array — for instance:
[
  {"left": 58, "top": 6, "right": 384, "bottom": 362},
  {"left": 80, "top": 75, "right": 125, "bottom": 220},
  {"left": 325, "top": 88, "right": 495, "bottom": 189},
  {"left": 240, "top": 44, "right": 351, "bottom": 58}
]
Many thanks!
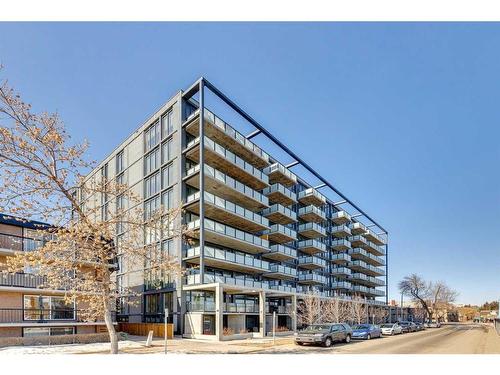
[{"left": 295, "top": 323, "right": 353, "bottom": 347}]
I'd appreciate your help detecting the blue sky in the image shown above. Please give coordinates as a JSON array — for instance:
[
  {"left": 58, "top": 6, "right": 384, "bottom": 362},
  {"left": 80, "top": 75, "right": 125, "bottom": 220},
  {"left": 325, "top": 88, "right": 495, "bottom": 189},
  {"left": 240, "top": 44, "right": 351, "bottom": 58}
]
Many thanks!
[{"left": 1, "top": 22, "right": 498, "bottom": 305}]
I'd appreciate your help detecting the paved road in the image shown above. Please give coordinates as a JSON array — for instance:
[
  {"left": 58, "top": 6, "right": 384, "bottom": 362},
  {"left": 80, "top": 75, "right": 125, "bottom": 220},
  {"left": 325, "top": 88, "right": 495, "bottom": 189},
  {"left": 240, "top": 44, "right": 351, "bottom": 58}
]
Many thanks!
[{"left": 275, "top": 323, "right": 500, "bottom": 354}]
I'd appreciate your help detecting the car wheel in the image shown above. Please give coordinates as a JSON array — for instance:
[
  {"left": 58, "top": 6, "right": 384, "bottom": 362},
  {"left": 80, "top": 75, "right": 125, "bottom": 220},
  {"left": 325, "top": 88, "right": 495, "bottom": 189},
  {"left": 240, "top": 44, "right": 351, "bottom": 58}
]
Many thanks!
[
  {"left": 345, "top": 335, "right": 351, "bottom": 343},
  {"left": 323, "top": 337, "right": 332, "bottom": 348},
  {"left": 367, "top": 334, "right": 371, "bottom": 340},
  {"left": 295, "top": 342, "right": 304, "bottom": 346}
]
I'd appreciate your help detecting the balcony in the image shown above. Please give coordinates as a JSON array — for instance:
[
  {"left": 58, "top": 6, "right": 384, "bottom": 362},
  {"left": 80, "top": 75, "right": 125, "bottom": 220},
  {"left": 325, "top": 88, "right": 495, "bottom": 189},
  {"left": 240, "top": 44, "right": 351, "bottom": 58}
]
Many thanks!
[
  {"left": 185, "top": 136, "right": 269, "bottom": 190},
  {"left": 331, "top": 239, "right": 351, "bottom": 251},
  {"left": 365, "top": 241, "right": 386, "bottom": 256},
  {"left": 263, "top": 244, "right": 297, "bottom": 262},
  {"left": 185, "top": 164, "right": 268, "bottom": 211},
  {"left": 186, "top": 219, "right": 270, "bottom": 254},
  {"left": 261, "top": 204, "right": 297, "bottom": 225},
  {"left": 184, "top": 108, "right": 271, "bottom": 169},
  {"left": 352, "top": 285, "right": 385, "bottom": 297},
  {"left": 224, "top": 302, "right": 259, "bottom": 314},
  {"left": 298, "top": 256, "right": 327, "bottom": 270},
  {"left": 330, "top": 253, "right": 351, "bottom": 265},
  {"left": 349, "top": 260, "right": 386, "bottom": 277},
  {"left": 268, "top": 281, "right": 296, "bottom": 294},
  {"left": 297, "top": 188, "right": 326, "bottom": 207},
  {"left": 263, "top": 163, "right": 297, "bottom": 187},
  {"left": 363, "top": 229, "right": 386, "bottom": 245},
  {"left": 331, "top": 211, "right": 351, "bottom": 225},
  {"left": 262, "top": 183, "right": 297, "bottom": 206},
  {"left": 349, "top": 235, "right": 368, "bottom": 249},
  {"left": 331, "top": 281, "right": 352, "bottom": 290},
  {"left": 298, "top": 272, "right": 328, "bottom": 285},
  {"left": 185, "top": 273, "right": 270, "bottom": 289},
  {"left": 349, "top": 222, "right": 366, "bottom": 235},
  {"left": 352, "top": 285, "right": 369, "bottom": 294},
  {"left": 263, "top": 224, "right": 297, "bottom": 244},
  {"left": 297, "top": 239, "right": 327, "bottom": 255},
  {"left": 0, "top": 308, "right": 106, "bottom": 324},
  {"left": 350, "top": 273, "right": 385, "bottom": 287},
  {"left": 0, "top": 272, "right": 49, "bottom": 290},
  {"left": 185, "top": 191, "right": 269, "bottom": 233},
  {"left": 183, "top": 246, "right": 270, "bottom": 274},
  {"left": 297, "top": 205, "right": 326, "bottom": 223},
  {"left": 0, "top": 233, "right": 45, "bottom": 255},
  {"left": 297, "top": 286, "right": 329, "bottom": 297},
  {"left": 330, "top": 267, "right": 352, "bottom": 278},
  {"left": 264, "top": 264, "right": 297, "bottom": 280},
  {"left": 348, "top": 248, "right": 385, "bottom": 266},
  {"left": 331, "top": 225, "right": 352, "bottom": 238},
  {"left": 297, "top": 222, "right": 327, "bottom": 239}
]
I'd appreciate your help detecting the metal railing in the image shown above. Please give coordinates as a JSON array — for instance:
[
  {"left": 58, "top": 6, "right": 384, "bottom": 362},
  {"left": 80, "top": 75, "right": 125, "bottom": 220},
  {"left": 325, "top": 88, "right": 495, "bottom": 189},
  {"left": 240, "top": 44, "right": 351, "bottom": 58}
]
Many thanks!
[
  {"left": 0, "top": 308, "right": 113, "bottom": 323},
  {"left": 264, "top": 224, "right": 297, "bottom": 240},
  {"left": 298, "top": 256, "right": 327, "bottom": 268},
  {"left": 268, "top": 244, "right": 297, "bottom": 259},
  {"left": 262, "top": 183, "right": 297, "bottom": 203},
  {"left": 263, "top": 163, "right": 297, "bottom": 184},
  {"left": 297, "top": 239, "right": 327, "bottom": 252},
  {"left": 184, "top": 246, "right": 270, "bottom": 271},
  {"left": 261, "top": 204, "right": 297, "bottom": 222},
  {"left": 298, "top": 205, "right": 326, "bottom": 220},
  {"left": 298, "top": 222, "right": 327, "bottom": 237},
  {"left": 298, "top": 188, "right": 326, "bottom": 204}
]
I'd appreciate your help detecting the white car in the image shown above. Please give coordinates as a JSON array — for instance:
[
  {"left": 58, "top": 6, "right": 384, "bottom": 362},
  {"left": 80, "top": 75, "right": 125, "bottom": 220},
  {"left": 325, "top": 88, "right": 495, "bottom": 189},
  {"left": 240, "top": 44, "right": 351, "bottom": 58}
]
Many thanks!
[{"left": 380, "top": 323, "right": 403, "bottom": 335}]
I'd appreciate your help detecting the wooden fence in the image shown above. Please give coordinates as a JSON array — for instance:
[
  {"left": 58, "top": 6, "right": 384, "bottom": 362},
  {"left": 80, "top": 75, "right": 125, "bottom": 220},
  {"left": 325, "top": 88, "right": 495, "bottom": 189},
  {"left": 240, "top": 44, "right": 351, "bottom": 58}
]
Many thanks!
[{"left": 118, "top": 323, "right": 174, "bottom": 338}]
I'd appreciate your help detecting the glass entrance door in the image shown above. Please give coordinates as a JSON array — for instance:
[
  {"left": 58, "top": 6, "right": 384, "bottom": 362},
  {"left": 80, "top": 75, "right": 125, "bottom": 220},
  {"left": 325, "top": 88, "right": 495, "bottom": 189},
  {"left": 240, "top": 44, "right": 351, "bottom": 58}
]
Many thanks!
[{"left": 203, "top": 315, "right": 215, "bottom": 335}]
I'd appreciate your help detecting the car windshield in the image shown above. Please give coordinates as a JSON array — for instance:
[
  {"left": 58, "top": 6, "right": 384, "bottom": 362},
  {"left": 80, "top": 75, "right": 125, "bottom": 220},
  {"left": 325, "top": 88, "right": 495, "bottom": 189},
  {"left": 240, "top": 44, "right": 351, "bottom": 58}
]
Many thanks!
[
  {"left": 381, "top": 324, "right": 394, "bottom": 328},
  {"left": 352, "top": 325, "right": 370, "bottom": 330},
  {"left": 302, "top": 324, "right": 331, "bottom": 332}
]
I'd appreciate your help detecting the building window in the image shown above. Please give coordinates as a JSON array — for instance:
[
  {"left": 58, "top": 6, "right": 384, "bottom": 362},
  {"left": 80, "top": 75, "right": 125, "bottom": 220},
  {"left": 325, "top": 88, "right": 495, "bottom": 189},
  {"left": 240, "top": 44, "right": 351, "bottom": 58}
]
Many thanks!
[
  {"left": 144, "top": 148, "right": 160, "bottom": 176},
  {"left": 161, "top": 110, "right": 174, "bottom": 138},
  {"left": 161, "top": 188, "right": 173, "bottom": 210},
  {"left": 144, "top": 172, "right": 160, "bottom": 199},
  {"left": 144, "top": 195, "right": 160, "bottom": 220},
  {"left": 23, "top": 295, "right": 75, "bottom": 321},
  {"left": 161, "top": 163, "right": 174, "bottom": 189},
  {"left": 23, "top": 327, "right": 75, "bottom": 337},
  {"left": 161, "top": 138, "right": 173, "bottom": 164},
  {"left": 116, "top": 150, "right": 124, "bottom": 174},
  {"left": 145, "top": 121, "right": 160, "bottom": 152}
]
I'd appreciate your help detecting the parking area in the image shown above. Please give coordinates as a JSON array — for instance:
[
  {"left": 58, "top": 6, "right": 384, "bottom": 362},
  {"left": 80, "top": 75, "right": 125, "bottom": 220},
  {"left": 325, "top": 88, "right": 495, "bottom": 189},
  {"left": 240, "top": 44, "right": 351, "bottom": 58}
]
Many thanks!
[{"left": 1, "top": 323, "right": 499, "bottom": 354}]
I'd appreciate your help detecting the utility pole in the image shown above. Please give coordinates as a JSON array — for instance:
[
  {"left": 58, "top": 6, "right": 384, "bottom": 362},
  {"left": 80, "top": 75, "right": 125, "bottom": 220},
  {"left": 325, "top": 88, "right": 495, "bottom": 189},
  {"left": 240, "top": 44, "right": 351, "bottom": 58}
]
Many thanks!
[
  {"left": 164, "top": 304, "right": 169, "bottom": 354},
  {"left": 273, "top": 311, "right": 276, "bottom": 345}
]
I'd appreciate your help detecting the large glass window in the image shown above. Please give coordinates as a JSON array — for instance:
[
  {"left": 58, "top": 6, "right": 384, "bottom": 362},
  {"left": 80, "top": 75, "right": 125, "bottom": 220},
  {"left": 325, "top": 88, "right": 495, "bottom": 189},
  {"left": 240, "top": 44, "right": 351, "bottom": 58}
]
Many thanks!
[
  {"left": 144, "top": 148, "right": 160, "bottom": 176},
  {"left": 161, "top": 138, "right": 173, "bottom": 164},
  {"left": 161, "top": 188, "right": 173, "bottom": 210},
  {"left": 23, "top": 295, "right": 75, "bottom": 320},
  {"left": 145, "top": 121, "right": 160, "bottom": 152},
  {"left": 144, "top": 196, "right": 160, "bottom": 220},
  {"left": 161, "top": 110, "right": 174, "bottom": 138},
  {"left": 23, "top": 327, "right": 74, "bottom": 337},
  {"left": 144, "top": 172, "right": 160, "bottom": 199},
  {"left": 161, "top": 163, "right": 174, "bottom": 189},
  {"left": 116, "top": 150, "right": 124, "bottom": 174}
]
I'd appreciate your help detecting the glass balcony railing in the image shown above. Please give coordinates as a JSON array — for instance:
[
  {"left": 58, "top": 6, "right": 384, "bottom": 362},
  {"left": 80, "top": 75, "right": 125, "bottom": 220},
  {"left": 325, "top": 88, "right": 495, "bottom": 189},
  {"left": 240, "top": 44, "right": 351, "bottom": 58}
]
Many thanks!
[
  {"left": 298, "top": 256, "right": 327, "bottom": 268},
  {"left": 185, "top": 273, "right": 270, "bottom": 289},
  {"left": 184, "top": 246, "right": 270, "bottom": 272},
  {"left": 365, "top": 241, "right": 386, "bottom": 256},
  {"left": 331, "top": 239, "right": 352, "bottom": 250},
  {"left": 266, "top": 244, "right": 297, "bottom": 259},
  {"left": 349, "top": 260, "right": 386, "bottom": 276},
  {"left": 263, "top": 163, "right": 297, "bottom": 186},
  {"left": 224, "top": 302, "right": 260, "bottom": 313},
  {"left": 363, "top": 228, "right": 386, "bottom": 245},
  {"left": 297, "top": 188, "right": 326, "bottom": 206},
  {"left": 200, "top": 108, "right": 271, "bottom": 165},
  {"left": 297, "top": 239, "right": 327, "bottom": 253},
  {"left": 331, "top": 225, "right": 352, "bottom": 237},
  {"left": 331, "top": 267, "right": 352, "bottom": 276},
  {"left": 187, "top": 219, "right": 270, "bottom": 251},
  {"left": 331, "top": 210, "right": 351, "bottom": 224},
  {"left": 267, "top": 281, "right": 297, "bottom": 293},
  {"left": 298, "top": 272, "right": 328, "bottom": 284},
  {"left": 186, "top": 164, "right": 268, "bottom": 207},
  {"left": 348, "top": 248, "right": 385, "bottom": 266},
  {"left": 330, "top": 253, "right": 351, "bottom": 263},
  {"left": 186, "top": 191, "right": 269, "bottom": 228},
  {"left": 350, "top": 273, "right": 385, "bottom": 286},
  {"left": 262, "top": 183, "right": 297, "bottom": 205},
  {"left": 297, "top": 205, "right": 326, "bottom": 222},
  {"left": 261, "top": 204, "right": 297, "bottom": 223},
  {"left": 331, "top": 281, "right": 352, "bottom": 290},
  {"left": 263, "top": 224, "right": 298, "bottom": 242},
  {"left": 297, "top": 222, "right": 327, "bottom": 238},
  {"left": 349, "top": 235, "right": 368, "bottom": 248},
  {"left": 267, "top": 264, "right": 297, "bottom": 277},
  {"left": 349, "top": 222, "right": 367, "bottom": 235},
  {"left": 187, "top": 136, "right": 269, "bottom": 187}
]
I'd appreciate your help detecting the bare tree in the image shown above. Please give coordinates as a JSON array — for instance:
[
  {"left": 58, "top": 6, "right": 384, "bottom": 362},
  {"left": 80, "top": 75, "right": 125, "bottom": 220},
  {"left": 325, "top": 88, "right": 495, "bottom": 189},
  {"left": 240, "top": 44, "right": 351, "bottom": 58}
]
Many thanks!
[
  {"left": 0, "top": 67, "right": 187, "bottom": 354},
  {"left": 297, "top": 292, "right": 322, "bottom": 326},
  {"left": 350, "top": 295, "right": 368, "bottom": 324},
  {"left": 323, "top": 298, "right": 350, "bottom": 323},
  {"left": 372, "top": 306, "right": 389, "bottom": 324},
  {"left": 399, "top": 274, "right": 458, "bottom": 322}
]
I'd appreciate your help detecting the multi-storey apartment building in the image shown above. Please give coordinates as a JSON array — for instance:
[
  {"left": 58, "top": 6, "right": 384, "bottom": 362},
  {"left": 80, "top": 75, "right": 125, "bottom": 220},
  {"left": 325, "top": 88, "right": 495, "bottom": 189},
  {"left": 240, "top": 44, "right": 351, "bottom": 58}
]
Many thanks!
[
  {"left": 83, "top": 78, "right": 388, "bottom": 340},
  {"left": 0, "top": 215, "right": 107, "bottom": 338}
]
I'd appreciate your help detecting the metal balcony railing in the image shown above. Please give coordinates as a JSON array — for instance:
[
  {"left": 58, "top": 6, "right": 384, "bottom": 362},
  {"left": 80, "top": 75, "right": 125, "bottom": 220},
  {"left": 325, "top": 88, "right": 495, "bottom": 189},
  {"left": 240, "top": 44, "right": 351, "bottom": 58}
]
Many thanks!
[{"left": 0, "top": 308, "right": 113, "bottom": 323}]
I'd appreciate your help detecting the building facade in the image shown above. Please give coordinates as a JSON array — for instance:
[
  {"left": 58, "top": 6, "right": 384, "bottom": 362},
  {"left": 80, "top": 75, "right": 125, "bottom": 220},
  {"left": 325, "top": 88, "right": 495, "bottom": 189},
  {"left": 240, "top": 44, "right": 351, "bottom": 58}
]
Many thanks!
[
  {"left": 0, "top": 215, "right": 106, "bottom": 338},
  {"left": 83, "top": 78, "right": 389, "bottom": 340}
]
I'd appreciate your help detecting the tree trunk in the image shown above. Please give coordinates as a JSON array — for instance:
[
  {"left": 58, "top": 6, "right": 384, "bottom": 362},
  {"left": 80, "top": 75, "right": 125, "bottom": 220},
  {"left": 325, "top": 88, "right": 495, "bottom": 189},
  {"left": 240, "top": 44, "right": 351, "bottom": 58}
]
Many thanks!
[{"left": 104, "top": 308, "right": 118, "bottom": 354}]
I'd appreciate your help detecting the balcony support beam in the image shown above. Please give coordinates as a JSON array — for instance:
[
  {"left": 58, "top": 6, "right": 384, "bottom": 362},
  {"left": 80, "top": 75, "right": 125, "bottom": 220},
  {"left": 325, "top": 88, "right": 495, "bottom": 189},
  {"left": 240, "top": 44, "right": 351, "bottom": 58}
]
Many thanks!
[
  {"left": 259, "top": 290, "right": 266, "bottom": 338},
  {"left": 285, "top": 161, "right": 299, "bottom": 168},
  {"left": 215, "top": 284, "right": 223, "bottom": 341},
  {"left": 246, "top": 129, "right": 261, "bottom": 139},
  {"left": 199, "top": 79, "right": 206, "bottom": 283},
  {"left": 291, "top": 294, "right": 297, "bottom": 333},
  {"left": 314, "top": 183, "right": 326, "bottom": 190}
]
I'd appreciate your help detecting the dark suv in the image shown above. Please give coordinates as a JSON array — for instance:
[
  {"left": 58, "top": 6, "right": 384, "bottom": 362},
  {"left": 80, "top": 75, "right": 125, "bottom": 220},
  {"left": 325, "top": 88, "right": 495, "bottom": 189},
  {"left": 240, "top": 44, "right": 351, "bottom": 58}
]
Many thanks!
[{"left": 295, "top": 323, "right": 353, "bottom": 347}]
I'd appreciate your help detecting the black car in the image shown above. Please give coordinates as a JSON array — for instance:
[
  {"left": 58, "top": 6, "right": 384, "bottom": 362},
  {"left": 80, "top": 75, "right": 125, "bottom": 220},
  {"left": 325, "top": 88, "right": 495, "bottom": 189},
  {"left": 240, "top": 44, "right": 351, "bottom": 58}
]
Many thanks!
[
  {"left": 295, "top": 323, "right": 353, "bottom": 347},
  {"left": 398, "top": 321, "right": 414, "bottom": 333}
]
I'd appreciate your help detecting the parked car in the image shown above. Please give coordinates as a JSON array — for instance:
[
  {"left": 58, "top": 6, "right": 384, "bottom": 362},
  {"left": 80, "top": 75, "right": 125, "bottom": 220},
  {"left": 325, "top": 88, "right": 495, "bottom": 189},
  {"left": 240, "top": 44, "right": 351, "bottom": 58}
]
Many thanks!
[
  {"left": 295, "top": 323, "right": 353, "bottom": 347},
  {"left": 409, "top": 322, "right": 418, "bottom": 332},
  {"left": 415, "top": 322, "right": 426, "bottom": 331},
  {"left": 380, "top": 322, "right": 403, "bottom": 335},
  {"left": 351, "top": 324, "right": 382, "bottom": 340},
  {"left": 426, "top": 321, "right": 441, "bottom": 328},
  {"left": 398, "top": 321, "right": 414, "bottom": 333}
]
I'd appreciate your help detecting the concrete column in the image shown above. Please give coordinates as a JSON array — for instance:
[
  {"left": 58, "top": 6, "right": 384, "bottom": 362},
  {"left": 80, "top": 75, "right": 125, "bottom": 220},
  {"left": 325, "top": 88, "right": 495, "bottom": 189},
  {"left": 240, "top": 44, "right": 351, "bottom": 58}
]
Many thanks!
[
  {"left": 259, "top": 290, "right": 266, "bottom": 337},
  {"left": 291, "top": 294, "right": 297, "bottom": 332},
  {"left": 215, "top": 285, "right": 223, "bottom": 341}
]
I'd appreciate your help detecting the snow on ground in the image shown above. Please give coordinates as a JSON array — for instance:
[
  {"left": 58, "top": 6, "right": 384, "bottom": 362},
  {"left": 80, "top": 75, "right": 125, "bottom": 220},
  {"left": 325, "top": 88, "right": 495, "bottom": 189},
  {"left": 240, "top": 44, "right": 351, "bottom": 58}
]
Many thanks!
[{"left": 0, "top": 340, "right": 144, "bottom": 354}]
